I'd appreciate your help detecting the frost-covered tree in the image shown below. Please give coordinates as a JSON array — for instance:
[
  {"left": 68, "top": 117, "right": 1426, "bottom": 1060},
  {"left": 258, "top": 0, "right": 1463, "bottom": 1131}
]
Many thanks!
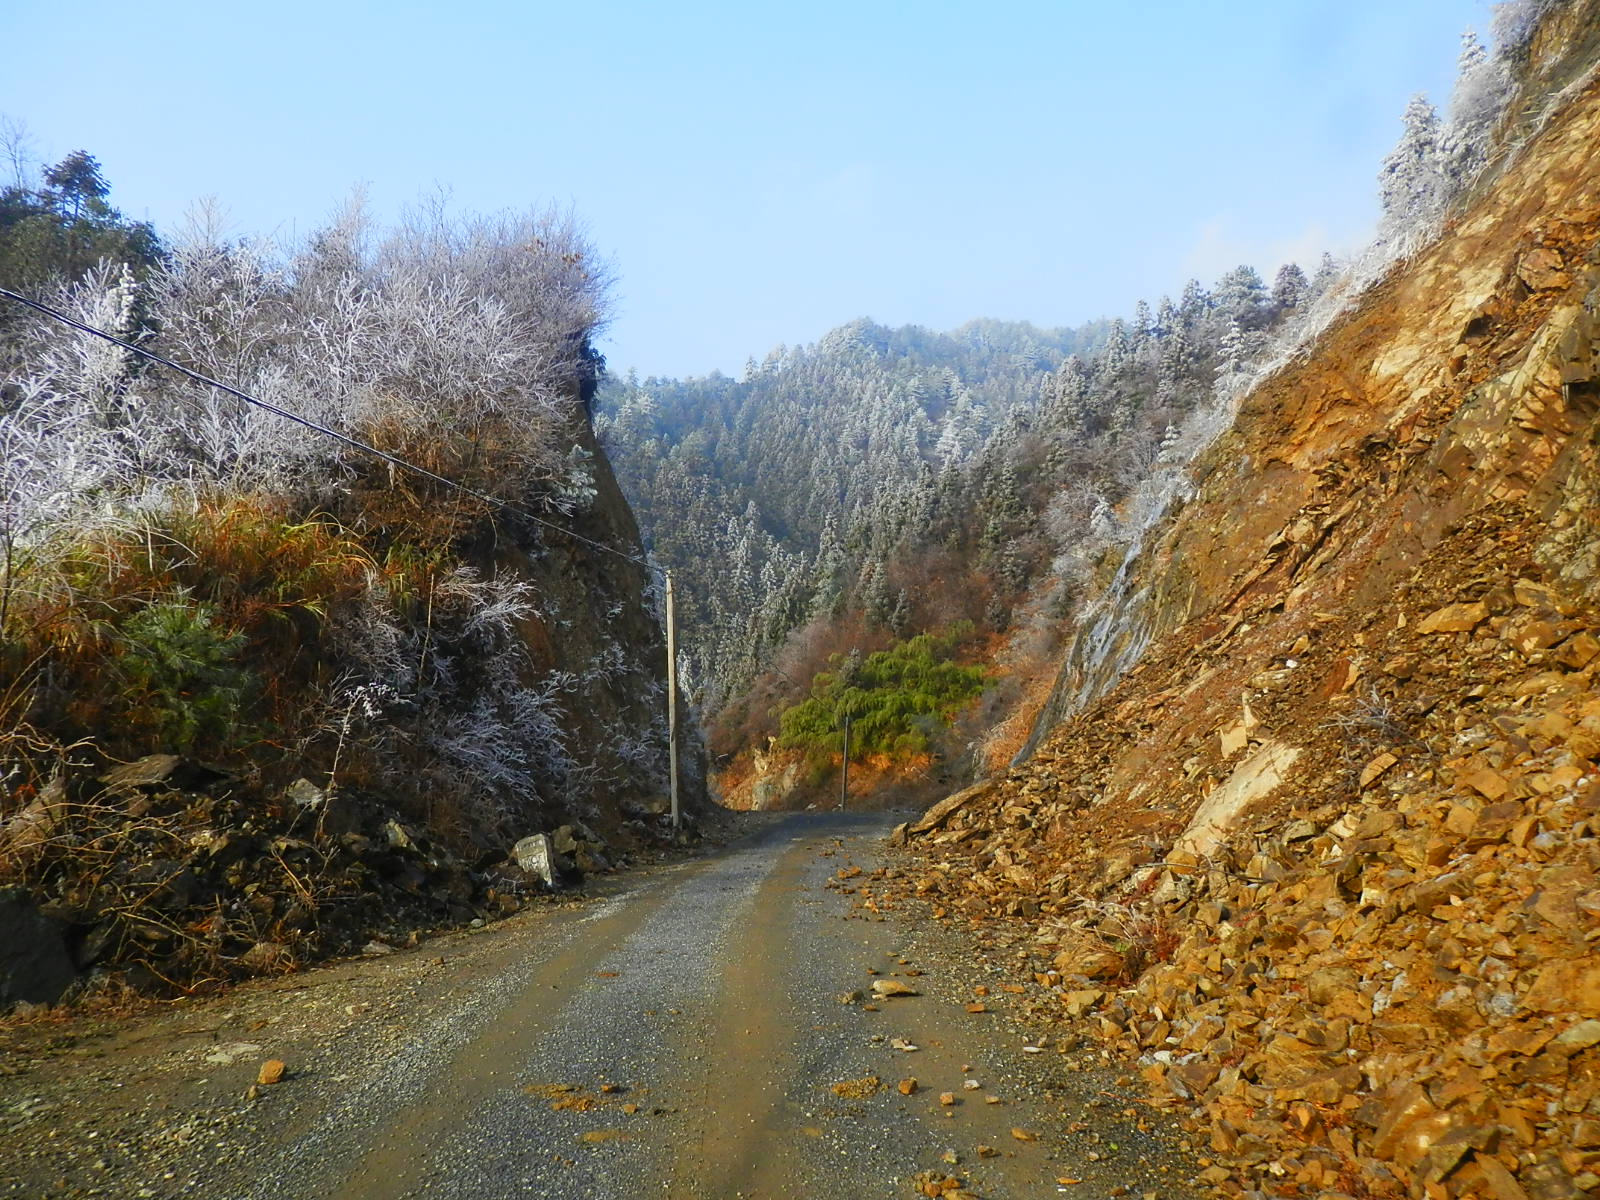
[
  {"left": 1212, "top": 265, "right": 1269, "bottom": 329},
  {"left": 1379, "top": 94, "right": 1446, "bottom": 235},
  {"left": 1270, "top": 263, "right": 1308, "bottom": 315},
  {"left": 1489, "top": 0, "right": 1557, "bottom": 61},
  {"left": 1440, "top": 28, "right": 1511, "bottom": 192},
  {"left": 1309, "top": 251, "right": 1340, "bottom": 298}
]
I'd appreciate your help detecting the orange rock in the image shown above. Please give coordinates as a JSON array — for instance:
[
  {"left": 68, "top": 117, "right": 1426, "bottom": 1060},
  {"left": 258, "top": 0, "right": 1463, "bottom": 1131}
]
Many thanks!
[
  {"left": 1418, "top": 602, "right": 1489, "bottom": 634},
  {"left": 1460, "top": 768, "right": 1510, "bottom": 801},
  {"left": 1360, "top": 752, "right": 1399, "bottom": 788},
  {"left": 1559, "top": 630, "right": 1600, "bottom": 669}
]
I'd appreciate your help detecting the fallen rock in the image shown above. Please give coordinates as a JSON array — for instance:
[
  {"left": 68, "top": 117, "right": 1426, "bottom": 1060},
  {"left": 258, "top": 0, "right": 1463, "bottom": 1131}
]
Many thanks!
[
  {"left": 872, "top": 979, "right": 921, "bottom": 998},
  {"left": 0, "top": 888, "right": 77, "bottom": 1007},
  {"left": 0, "top": 774, "right": 68, "bottom": 863},
  {"left": 893, "top": 781, "right": 997, "bottom": 844},
  {"left": 513, "top": 833, "right": 560, "bottom": 886},
  {"left": 831, "top": 1075, "right": 881, "bottom": 1099},
  {"left": 283, "top": 778, "right": 326, "bottom": 809},
  {"left": 238, "top": 942, "right": 291, "bottom": 973},
  {"left": 97, "top": 754, "right": 184, "bottom": 791},
  {"left": 1417, "top": 601, "right": 1490, "bottom": 634}
]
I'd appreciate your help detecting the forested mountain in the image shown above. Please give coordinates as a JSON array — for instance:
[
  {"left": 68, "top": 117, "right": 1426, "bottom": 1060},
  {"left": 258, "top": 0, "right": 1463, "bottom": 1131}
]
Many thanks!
[
  {"left": 599, "top": 264, "right": 1333, "bottom": 784},
  {"left": 598, "top": 10, "right": 1536, "bottom": 804}
]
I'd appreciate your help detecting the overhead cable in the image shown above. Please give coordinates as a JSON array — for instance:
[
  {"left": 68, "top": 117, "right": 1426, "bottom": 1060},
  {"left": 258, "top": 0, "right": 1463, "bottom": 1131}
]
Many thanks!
[{"left": 0, "top": 284, "right": 650, "bottom": 566}]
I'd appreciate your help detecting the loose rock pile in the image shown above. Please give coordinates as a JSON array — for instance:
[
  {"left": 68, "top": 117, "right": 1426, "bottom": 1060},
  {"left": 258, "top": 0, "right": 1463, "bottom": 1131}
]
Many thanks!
[
  {"left": 887, "top": 519, "right": 1600, "bottom": 1198},
  {"left": 0, "top": 754, "right": 654, "bottom": 1003}
]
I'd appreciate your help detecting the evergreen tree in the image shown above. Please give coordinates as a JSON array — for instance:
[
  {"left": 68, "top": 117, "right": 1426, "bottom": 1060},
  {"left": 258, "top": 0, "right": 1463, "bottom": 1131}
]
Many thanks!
[
  {"left": 42, "top": 150, "right": 111, "bottom": 220},
  {"left": 1309, "top": 252, "right": 1340, "bottom": 298},
  {"left": 1178, "top": 279, "right": 1210, "bottom": 328},
  {"left": 1270, "top": 263, "right": 1308, "bottom": 316},
  {"left": 0, "top": 148, "right": 162, "bottom": 293},
  {"left": 1379, "top": 95, "right": 1446, "bottom": 231},
  {"left": 1212, "top": 265, "right": 1269, "bottom": 329}
]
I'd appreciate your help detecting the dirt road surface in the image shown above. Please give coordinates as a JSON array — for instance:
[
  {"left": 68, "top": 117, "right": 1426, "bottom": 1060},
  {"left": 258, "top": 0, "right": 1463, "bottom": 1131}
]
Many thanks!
[{"left": 1, "top": 813, "right": 1201, "bottom": 1199}]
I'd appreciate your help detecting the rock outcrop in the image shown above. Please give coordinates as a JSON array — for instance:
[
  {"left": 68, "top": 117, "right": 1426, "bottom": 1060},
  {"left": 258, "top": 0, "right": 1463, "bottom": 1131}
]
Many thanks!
[{"left": 0, "top": 396, "right": 708, "bottom": 1002}]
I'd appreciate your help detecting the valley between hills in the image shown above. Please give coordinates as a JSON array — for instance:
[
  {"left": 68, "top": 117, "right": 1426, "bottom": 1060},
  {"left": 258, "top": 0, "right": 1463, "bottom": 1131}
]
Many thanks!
[{"left": 4, "top": 3, "right": 1600, "bottom": 1198}]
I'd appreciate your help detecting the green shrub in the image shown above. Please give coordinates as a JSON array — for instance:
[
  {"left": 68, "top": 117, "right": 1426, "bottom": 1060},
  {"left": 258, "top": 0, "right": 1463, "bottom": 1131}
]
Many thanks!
[
  {"left": 116, "top": 594, "right": 254, "bottom": 751},
  {"left": 777, "top": 625, "right": 986, "bottom": 762}
]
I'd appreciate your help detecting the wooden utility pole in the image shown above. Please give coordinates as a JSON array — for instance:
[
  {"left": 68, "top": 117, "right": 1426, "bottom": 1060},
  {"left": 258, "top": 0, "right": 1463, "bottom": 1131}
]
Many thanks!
[
  {"left": 665, "top": 571, "right": 680, "bottom": 832},
  {"left": 839, "top": 712, "right": 850, "bottom": 811}
]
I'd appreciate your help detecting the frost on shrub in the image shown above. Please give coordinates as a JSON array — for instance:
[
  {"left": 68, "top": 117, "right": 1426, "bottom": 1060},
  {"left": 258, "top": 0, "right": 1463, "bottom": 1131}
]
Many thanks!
[
  {"left": 5, "top": 196, "right": 610, "bottom": 549},
  {"left": 311, "top": 563, "right": 588, "bottom": 837},
  {"left": 2, "top": 194, "right": 622, "bottom": 841},
  {"left": 548, "top": 445, "right": 599, "bottom": 514}
]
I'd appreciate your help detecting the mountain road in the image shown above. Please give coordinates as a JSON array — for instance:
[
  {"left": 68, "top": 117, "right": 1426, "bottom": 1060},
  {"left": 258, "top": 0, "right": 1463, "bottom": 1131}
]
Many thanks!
[{"left": 0, "top": 813, "right": 1200, "bottom": 1199}]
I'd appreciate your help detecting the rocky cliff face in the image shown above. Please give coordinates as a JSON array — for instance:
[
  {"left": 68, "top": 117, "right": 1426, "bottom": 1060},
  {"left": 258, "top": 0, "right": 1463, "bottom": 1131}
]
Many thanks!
[{"left": 897, "top": 17, "right": 1600, "bottom": 1200}]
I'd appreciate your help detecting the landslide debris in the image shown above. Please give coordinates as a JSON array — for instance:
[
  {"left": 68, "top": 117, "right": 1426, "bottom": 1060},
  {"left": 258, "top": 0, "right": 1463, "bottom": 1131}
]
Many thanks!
[
  {"left": 0, "top": 753, "right": 684, "bottom": 1005},
  {"left": 893, "top": 518, "right": 1600, "bottom": 1199},
  {"left": 887, "top": 17, "right": 1600, "bottom": 1200}
]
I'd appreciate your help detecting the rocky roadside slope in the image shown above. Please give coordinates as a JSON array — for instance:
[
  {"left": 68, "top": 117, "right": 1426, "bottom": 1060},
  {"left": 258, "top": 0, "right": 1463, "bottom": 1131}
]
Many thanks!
[
  {"left": 890, "top": 19, "right": 1600, "bottom": 1200},
  {"left": 0, "top": 403, "right": 713, "bottom": 1010}
]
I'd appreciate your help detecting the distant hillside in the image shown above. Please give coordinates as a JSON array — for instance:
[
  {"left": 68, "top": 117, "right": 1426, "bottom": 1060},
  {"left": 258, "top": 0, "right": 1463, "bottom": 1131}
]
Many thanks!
[{"left": 602, "top": 272, "right": 1334, "bottom": 805}]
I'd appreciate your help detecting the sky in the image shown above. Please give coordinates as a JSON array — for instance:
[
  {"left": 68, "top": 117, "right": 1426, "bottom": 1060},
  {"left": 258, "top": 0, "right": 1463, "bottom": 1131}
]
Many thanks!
[{"left": 3, "top": 0, "right": 1496, "bottom": 379}]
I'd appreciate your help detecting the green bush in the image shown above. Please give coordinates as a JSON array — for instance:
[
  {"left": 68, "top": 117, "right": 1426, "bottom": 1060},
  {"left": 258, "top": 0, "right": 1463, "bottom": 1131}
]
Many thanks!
[
  {"left": 778, "top": 626, "right": 986, "bottom": 762},
  {"left": 116, "top": 595, "right": 254, "bottom": 752}
]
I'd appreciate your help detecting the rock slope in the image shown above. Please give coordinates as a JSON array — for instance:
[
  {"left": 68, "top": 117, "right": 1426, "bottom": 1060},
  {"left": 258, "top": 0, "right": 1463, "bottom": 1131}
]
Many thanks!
[
  {"left": 897, "top": 18, "right": 1600, "bottom": 1200},
  {"left": 0, "top": 401, "right": 707, "bottom": 1005}
]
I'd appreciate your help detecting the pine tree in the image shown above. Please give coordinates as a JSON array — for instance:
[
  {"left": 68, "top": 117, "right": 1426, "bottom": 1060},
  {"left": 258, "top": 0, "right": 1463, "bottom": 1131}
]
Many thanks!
[
  {"left": 1271, "top": 263, "right": 1308, "bottom": 316},
  {"left": 42, "top": 150, "right": 111, "bottom": 221},
  {"left": 1442, "top": 29, "right": 1506, "bottom": 191},
  {"left": 1097, "top": 318, "right": 1130, "bottom": 379},
  {"left": 1215, "top": 317, "right": 1252, "bottom": 383},
  {"left": 1154, "top": 297, "right": 1179, "bottom": 342},
  {"left": 808, "top": 514, "right": 845, "bottom": 620},
  {"left": 1131, "top": 299, "right": 1154, "bottom": 349},
  {"left": 1213, "top": 265, "right": 1269, "bottom": 329},
  {"left": 1309, "top": 252, "right": 1340, "bottom": 299},
  {"left": 1379, "top": 95, "right": 1446, "bottom": 232},
  {"left": 1159, "top": 320, "right": 1196, "bottom": 393}
]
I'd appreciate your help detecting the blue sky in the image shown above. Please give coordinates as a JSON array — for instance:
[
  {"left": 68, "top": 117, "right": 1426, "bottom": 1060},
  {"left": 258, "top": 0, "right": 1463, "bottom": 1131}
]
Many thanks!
[{"left": 3, "top": 1, "right": 1492, "bottom": 378}]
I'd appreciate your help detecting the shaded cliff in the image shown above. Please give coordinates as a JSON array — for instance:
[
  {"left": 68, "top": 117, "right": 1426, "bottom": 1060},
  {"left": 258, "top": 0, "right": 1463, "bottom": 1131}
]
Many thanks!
[{"left": 0, "top": 379, "right": 706, "bottom": 1004}]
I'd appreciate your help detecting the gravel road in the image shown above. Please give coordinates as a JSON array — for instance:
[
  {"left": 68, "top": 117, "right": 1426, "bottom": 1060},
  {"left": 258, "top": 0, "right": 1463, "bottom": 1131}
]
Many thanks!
[{"left": 0, "top": 812, "right": 1201, "bottom": 1199}]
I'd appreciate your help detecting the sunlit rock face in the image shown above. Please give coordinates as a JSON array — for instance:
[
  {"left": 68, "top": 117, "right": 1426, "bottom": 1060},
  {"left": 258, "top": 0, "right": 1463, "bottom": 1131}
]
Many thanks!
[{"left": 903, "top": 7, "right": 1600, "bottom": 1196}]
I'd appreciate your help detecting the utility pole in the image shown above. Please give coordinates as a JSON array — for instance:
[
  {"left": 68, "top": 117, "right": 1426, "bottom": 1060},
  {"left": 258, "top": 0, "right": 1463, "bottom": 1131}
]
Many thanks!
[
  {"left": 665, "top": 570, "right": 680, "bottom": 833},
  {"left": 839, "top": 711, "right": 850, "bottom": 811}
]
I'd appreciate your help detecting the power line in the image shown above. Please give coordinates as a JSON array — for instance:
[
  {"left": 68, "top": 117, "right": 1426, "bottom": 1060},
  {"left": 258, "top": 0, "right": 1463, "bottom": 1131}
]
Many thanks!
[{"left": 0, "top": 284, "right": 651, "bottom": 567}]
